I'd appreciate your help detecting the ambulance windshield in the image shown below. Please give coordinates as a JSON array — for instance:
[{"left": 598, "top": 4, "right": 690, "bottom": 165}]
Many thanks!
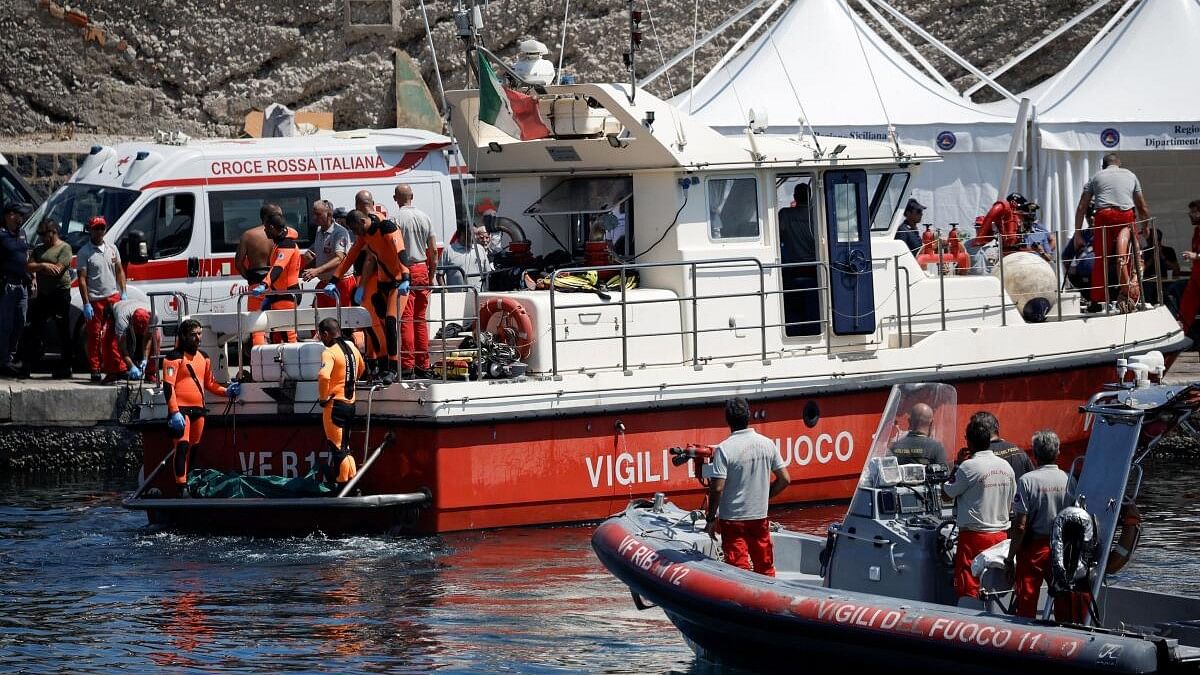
[{"left": 22, "top": 183, "right": 139, "bottom": 251}]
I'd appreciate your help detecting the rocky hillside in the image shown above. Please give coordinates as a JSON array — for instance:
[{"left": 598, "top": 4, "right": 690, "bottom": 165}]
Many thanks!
[{"left": 0, "top": 0, "right": 1122, "bottom": 139}]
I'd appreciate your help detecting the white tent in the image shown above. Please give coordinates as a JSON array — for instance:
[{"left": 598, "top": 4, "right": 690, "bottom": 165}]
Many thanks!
[
  {"left": 1030, "top": 0, "right": 1200, "bottom": 255},
  {"left": 674, "top": 0, "right": 1021, "bottom": 230}
]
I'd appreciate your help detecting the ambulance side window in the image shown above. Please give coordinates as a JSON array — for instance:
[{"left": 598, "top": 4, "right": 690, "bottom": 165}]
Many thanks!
[
  {"left": 126, "top": 193, "right": 196, "bottom": 259},
  {"left": 208, "top": 188, "right": 319, "bottom": 253}
]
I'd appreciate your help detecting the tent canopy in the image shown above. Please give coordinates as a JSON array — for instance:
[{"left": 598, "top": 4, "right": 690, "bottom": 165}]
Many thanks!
[
  {"left": 674, "top": 0, "right": 1022, "bottom": 230},
  {"left": 676, "top": 0, "right": 1018, "bottom": 151},
  {"left": 1032, "top": 0, "right": 1200, "bottom": 151}
]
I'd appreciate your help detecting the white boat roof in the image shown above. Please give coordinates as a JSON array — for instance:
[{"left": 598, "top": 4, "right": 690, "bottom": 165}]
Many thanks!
[{"left": 447, "top": 83, "right": 939, "bottom": 176}]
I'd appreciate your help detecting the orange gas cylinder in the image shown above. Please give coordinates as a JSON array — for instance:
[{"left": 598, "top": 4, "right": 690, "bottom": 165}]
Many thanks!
[
  {"left": 921, "top": 224, "right": 935, "bottom": 253},
  {"left": 585, "top": 241, "right": 617, "bottom": 279}
]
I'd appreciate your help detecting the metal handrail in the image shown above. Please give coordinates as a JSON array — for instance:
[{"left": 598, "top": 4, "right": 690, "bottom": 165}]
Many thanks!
[{"left": 234, "top": 287, "right": 344, "bottom": 372}]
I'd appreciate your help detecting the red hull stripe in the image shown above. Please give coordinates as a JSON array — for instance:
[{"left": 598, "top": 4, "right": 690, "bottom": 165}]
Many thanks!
[{"left": 141, "top": 144, "right": 446, "bottom": 191}]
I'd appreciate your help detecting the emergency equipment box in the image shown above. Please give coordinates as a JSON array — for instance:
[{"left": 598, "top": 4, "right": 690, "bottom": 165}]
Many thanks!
[{"left": 250, "top": 342, "right": 326, "bottom": 382}]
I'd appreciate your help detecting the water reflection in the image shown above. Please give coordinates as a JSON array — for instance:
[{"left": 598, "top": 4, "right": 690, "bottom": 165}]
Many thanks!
[{"left": 0, "top": 458, "right": 1196, "bottom": 672}]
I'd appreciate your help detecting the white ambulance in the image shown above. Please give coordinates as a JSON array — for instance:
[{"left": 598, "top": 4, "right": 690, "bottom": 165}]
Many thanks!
[{"left": 21, "top": 129, "right": 455, "bottom": 329}]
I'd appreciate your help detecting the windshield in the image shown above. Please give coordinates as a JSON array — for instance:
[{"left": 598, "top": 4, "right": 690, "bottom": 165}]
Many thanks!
[
  {"left": 22, "top": 183, "right": 140, "bottom": 251},
  {"left": 857, "top": 383, "right": 957, "bottom": 493}
]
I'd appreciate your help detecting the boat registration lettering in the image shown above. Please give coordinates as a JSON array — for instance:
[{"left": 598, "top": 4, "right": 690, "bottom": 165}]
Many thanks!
[
  {"left": 774, "top": 431, "right": 854, "bottom": 466},
  {"left": 801, "top": 598, "right": 1083, "bottom": 656},
  {"left": 238, "top": 450, "right": 331, "bottom": 477},
  {"left": 617, "top": 535, "right": 690, "bottom": 586}
]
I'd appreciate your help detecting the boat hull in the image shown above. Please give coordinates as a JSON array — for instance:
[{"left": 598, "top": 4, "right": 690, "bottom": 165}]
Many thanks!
[
  {"left": 591, "top": 510, "right": 1173, "bottom": 674},
  {"left": 133, "top": 361, "right": 1121, "bottom": 533}
]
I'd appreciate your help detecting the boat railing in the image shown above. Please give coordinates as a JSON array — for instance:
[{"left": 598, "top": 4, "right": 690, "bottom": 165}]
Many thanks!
[
  {"left": 233, "top": 287, "right": 348, "bottom": 373},
  {"left": 144, "top": 290, "right": 189, "bottom": 375},
  {"left": 416, "top": 271, "right": 483, "bottom": 382}
]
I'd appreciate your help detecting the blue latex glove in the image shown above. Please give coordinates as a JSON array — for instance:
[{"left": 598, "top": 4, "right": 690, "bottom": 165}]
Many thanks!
[
  {"left": 352, "top": 285, "right": 365, "bottom": 305},
  {"left": 249, "top": 284, "right": 267, "bottom": 298},
  {"left": 82, "top": 303, "right": 95, "bottom": 321},
  {"left": 322, "top": 283, "right": 339, "bottom": 298},
  {"left": 120, "top": 290, "right": 127, "bottom": 301},
  {"left": 168, "top": 412, "right": 185, "bottom": 434},
  {"left": 127, "top": 365, "right": 142, "bottom": 380},
  {"left": 137, "top": 359, "right": 147, "bottom": 371},
  {"left": 226, "top": 381, "right": 242, "bottom": 399},
  {"left": 396, "top": 280, "right": 410, "bottom": 296}
]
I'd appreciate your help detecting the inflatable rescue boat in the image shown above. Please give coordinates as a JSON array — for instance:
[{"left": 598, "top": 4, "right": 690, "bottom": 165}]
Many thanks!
[{"left": 594, "top": 374, "right": 1200, "bottom": 673}]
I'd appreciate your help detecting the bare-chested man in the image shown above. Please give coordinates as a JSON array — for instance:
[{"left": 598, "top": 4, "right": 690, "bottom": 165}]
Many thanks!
[{"left": 236, "top": 202, "right": 283, "bottom": 346}]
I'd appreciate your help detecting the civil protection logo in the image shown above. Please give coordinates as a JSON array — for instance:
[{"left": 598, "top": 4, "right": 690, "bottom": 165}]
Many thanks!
[
  {"left": 936, "top": 131, "right": 957, "bottom": 151},
  {"left": 1100, "top": 128, "right": 1120, "bottom": 148}
]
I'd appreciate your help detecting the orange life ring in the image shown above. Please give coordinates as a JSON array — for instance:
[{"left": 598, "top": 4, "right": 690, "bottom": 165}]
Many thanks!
[
  {"left": 478, "top": 297, "right": 535, "bottom": 361},
  {"left": 1106, "top": 501, "right": 1142, "bottom": 574}
]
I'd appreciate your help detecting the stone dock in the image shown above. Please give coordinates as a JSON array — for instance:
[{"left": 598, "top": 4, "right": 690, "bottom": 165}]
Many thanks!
[{"left": 0, "top": 376, "right": 141, "bottom": 474}]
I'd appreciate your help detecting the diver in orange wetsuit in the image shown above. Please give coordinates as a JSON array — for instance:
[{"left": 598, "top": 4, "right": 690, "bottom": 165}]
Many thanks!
[
  {"left": 317, "top": 317, "right": 365, "bottom": 488},
  {"left": 326, "top": 207, "right": 410, "bottom": 384},
  {"left": 250, "top": 212, "right": 303, "bottom": 344},
  {"left": 164, "top": 319, "right": 239, "bottom": 494}
]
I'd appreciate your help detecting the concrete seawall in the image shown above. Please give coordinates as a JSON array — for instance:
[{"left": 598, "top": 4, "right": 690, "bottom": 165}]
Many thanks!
[{"left": 0, "top": 377, "right": 141, "bottom": 474}]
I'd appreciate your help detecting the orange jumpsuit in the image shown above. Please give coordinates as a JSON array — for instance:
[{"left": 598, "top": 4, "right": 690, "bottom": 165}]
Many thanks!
[
  {"left": 335, "top": 218, "right": 409, "bottom": 372},
  {"left": 318, "top": 338, "right": 366, "bottom": 485},
  {"left": 163, "top": 348, "right": 227, "bottom": 485},
  {"left": 264, "top": 237, "right": 303, "bottom": 343},
  {"left": 243, "top": 226, "right": 299, "bottom": 346}
]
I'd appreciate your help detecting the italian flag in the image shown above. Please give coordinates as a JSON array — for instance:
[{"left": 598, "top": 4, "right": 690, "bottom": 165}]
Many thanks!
[{"left": 478, "top": 52, "right": 551, "bottom": 141}]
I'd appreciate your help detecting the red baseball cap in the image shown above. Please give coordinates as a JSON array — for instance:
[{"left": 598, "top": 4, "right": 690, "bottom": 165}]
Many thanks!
[
  {"left": 88, "top": 216, "right": 108, "bottom": 229},
  {"left": 130, "top": 308, "right": 151, "bottom": 334}
]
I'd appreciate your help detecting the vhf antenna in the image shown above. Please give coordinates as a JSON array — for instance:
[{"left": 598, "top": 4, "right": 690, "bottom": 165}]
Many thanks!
[
  {"left": 454, "top": 0, "right": 484, "bottom": 87},
  {"left": 622, "top": 1, "right": 643, "bottom": 103}
]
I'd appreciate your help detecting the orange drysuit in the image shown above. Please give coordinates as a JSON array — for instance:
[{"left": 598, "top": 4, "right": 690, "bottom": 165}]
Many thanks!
[
  {"left": 318, "top": 338, "right": 365, "bottom": 485},
  {"left": 163, "top": 348, "right": 227, "bottom": 485},
  {"left": 263, "top": 237, "right": 303, "bottom": 343},
  {"left": 335, "top": 218, "right": 409, "bottom": 373}
]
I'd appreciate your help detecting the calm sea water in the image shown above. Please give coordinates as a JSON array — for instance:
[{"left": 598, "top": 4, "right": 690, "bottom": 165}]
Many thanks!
[{"left": 1, "top": 458, "right": 1197, "bottom": 674}]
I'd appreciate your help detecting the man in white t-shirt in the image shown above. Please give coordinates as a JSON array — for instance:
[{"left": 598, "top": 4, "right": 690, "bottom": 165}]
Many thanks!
[{"left": 705, "top": 397, "right": 791, "bottom": 576}]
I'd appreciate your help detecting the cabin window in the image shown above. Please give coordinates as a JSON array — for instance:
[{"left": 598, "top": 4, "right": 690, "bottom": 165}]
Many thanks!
[
  {"left": 831, "top": 182, "right": 862, "bottom": 243},
  {"left": 868, "top": 171, "right": 910, "bottom": 231},
  {"left": 125, "top": 192, "right": 196, "bottom": 259},
  {"left": 208, "top": 188, "right": 320, "bottom": 253},
  {"left": 707, "top": 176, "right": 760, "bottom": 240}
]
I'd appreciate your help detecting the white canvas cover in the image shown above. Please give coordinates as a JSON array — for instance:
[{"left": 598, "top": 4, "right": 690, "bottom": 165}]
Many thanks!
[
  {"left": 1029, "top": 0, "right": 1200, "bottom": 252},
  {"left": 675, "top": 0, "right": 1021, "bottom": 229}
]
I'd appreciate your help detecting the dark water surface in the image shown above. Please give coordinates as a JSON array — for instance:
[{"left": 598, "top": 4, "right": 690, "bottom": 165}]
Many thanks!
[{"left": 1, "top": 458, "right": 1197, "bottom": 674}]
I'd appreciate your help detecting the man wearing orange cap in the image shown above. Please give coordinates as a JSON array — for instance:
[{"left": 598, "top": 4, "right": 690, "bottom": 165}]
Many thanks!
[
  {"left": 113, "top": 286, "right": 161, "bottom": 382},
  {"left": 75, "top": 215, "right": 127, "bottom": 383}
]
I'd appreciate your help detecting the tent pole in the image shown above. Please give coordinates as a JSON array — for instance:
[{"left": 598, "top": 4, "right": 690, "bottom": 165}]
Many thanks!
[
  {"left": 869, "top": 0, "right": 1019, "bottom": 103},
  {"left": 964, "top": 0, "right": 1112, "bottom": 98},
  {"left": 1031, "top": 0, "right": 1141, "bottom": 108},
  {"left": 852, "top": 0, "right": 954, "bottom": 92},
  {"left": 639, "top": 0, "right": 777, "bottom": 89},
  {"left": 686, "top": 0, "right": 789, "bottom": 101},
  {"left": 998, "top": 98, "right": 1031, "bottom": 202}
]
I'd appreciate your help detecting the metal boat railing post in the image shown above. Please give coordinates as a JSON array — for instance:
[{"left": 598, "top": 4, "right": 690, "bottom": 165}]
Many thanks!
[
  {"left": 901, "top": 265, "right": 913, "bottom": 347},
  {"left": 757, "top": 260, "right": 766, "bottom": 363},
  {"left": 550, "top": 271, "right": 559, "bottom": 376},
  {"left": 236, "top": 290, "right": 245, "bottom": 373},
  {"left": 822, "top": 262, "right": 832, "bottom": 355},
  {"left": 1054, "top": 231, "right": 1064, "bottom": 322},
  {"left": 1102, "top": 221, "right": 1112, "bottom": 312},
  {"left": 361, "top": 383, "right": 381, "bottom": 459},
  {"left": 997, "top": 243, "right": 1008, "bottom": 326},
  {"left": 1151, "top": 218, "right": 1163, "bottom": 308},
  {"left": 619, "top": 265, "right": 629, "bottom": 373},
  {"left": 691, "top": 262, "right": 699, "bottom": 368},
  {"left": 892, "top": 256, "right": 902, "bottom": 345},
  {"left": 438, "top": 280, "right": 448, "bottom": 381},
  {"left": 938, "top": 253, "right": 947, "bottom": 331}
]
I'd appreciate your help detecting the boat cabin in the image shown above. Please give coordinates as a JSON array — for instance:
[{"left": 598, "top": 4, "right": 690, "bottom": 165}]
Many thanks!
[{"left": 442, "top": 82, "right": 1032, "bottom": 374}]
